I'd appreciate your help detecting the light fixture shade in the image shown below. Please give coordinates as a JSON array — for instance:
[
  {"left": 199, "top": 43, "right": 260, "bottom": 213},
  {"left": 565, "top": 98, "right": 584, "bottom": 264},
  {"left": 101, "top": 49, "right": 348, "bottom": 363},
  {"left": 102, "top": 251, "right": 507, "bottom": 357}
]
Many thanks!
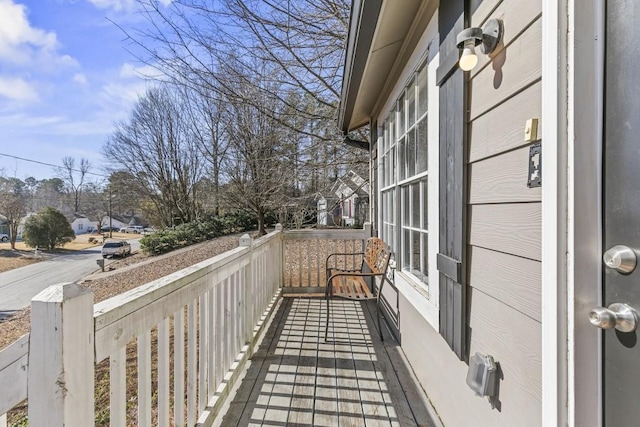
[
  {"left": 455, "top": 19, "right": 504, "bottom": 71},
  {"left": 459, "top": 40, "right": 478, "bottom": 71}
]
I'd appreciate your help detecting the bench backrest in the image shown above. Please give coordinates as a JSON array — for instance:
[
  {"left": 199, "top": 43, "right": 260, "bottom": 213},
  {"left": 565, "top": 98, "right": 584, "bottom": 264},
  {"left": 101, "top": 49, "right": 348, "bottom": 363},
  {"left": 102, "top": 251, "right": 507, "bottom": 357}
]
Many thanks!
[{"left": 364, "top": 237, "right": 391, "bottom": 275}]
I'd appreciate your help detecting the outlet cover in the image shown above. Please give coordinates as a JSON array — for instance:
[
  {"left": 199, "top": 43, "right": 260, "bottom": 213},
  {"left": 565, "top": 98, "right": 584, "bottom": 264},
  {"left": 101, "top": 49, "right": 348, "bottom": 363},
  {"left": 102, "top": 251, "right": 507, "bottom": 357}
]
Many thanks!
[{"left": 527, "top": 143, "right": 542, "bottom": 188}]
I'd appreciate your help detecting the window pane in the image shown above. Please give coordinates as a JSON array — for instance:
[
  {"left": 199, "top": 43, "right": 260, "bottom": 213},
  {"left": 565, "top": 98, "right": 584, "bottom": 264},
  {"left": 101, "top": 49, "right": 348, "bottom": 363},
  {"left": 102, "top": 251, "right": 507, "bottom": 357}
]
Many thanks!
[
  {"left": 417, "top": 117, "right": 428, "bottom": 173},
  {"left": 407, "top": 78, "right": 416, "bottom": 127},
  {"left": 390, "top": 224, "right": 396, "bottom": 253},
  {"left": 403, "top": 228, "right": 410, "bottom": 269},
  {"left": 383, "top": 156, "right": 388, "bottom": 188},
  {"left": 391, "top": 146, "right": 396, "bottom": 184},
  {"left": 412, "top": 231, "right": 421, "bottom": 275},
  {"left": 422, "top": 179, "right": 429, "bottom": 230},
  {"left": 406, "top": 128, "right": 416, "bottom": 178},
  {"left": 417, "top": 65, "right": 428, "bottom": 117},
  {"left": 398, "top": 96, "right": 406, "bottom": 136},
  {"left": 402, "top": 186, "right": 409, "bottom": 225},
  {"left": 412, "top": 182, "right": 420, "bottom": 227},
  {"left": 422, "top": 233, "right": 429, "bottom": 278},
  {"left": 398, "top": 137, "right": 406, "bottom": 181},
  {"left": 390, "top": 115, "right": 395, "bottom": 145}
]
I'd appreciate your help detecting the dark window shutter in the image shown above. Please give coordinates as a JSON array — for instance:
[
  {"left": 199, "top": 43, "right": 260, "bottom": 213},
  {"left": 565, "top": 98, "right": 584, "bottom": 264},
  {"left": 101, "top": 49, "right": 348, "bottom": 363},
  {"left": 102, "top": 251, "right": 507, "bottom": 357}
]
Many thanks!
[{"left": 436, "top": 1, "right": 467, "bottom": 361}]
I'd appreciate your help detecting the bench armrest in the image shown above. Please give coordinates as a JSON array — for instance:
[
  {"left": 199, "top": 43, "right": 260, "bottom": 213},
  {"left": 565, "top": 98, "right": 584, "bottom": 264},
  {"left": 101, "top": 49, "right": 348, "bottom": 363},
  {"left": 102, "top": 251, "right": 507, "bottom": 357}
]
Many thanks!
[{"left": 326, "top": 271, "right": 382, "bottom": 285}]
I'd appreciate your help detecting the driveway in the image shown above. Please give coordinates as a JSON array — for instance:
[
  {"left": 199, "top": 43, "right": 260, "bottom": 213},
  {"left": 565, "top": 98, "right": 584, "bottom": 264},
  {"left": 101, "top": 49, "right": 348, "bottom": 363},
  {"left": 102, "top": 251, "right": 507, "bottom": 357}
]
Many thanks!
[{"left": 0, "top": 240, "right": 141, "bottom": 320}]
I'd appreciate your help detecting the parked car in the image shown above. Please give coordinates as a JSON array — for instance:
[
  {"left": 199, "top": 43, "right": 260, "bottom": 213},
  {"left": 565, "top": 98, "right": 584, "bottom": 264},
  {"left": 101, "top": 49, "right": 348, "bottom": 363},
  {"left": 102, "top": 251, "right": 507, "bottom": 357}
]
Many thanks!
[
  {"left": 0, "top": 233, "right": 8, "bottom": 242},
  {"left": 124, "top": 225, "right": 144, "bottom": 234},
  {"left": 100, "top": 226, "right": 120, "bottom": 233},
  {"left": 142, "top": 227, "right": 156, "bottom": 234},
  {"left": 101, "top": 240, "right": 132, "bottom": 258}
]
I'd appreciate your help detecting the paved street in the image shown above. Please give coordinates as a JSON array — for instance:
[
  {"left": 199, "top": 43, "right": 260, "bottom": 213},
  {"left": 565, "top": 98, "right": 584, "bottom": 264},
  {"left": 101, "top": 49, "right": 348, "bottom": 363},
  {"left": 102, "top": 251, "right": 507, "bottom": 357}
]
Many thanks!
[{"left": 0, "top": 240, "right": 141, "bottom": 320}]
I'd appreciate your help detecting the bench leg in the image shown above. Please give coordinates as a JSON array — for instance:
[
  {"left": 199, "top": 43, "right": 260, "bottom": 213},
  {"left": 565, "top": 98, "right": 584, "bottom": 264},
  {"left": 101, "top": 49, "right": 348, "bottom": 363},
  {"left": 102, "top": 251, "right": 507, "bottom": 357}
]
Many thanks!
[
  {"left": 325, "top": 296, "right": 330, "bottom": 341},
  {"left": 377, "top": 298, "right": 384, "bottom": 342}
]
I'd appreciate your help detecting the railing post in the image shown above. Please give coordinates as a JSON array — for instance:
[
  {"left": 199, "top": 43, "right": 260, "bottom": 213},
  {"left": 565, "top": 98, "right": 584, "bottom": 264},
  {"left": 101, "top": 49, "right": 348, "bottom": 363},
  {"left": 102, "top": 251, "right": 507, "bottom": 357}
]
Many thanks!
[
  {"left": 275, "top": 223, "right": 284, "bottom": 290},
  {"left": 363, "top": 222, "right": 373, "bottom": 237},
  {"left": 239, "top": 234, "right": 253, "bottom": 350},
  {"left": 28, "top": 283, "right": 94, "bottom": 426}
]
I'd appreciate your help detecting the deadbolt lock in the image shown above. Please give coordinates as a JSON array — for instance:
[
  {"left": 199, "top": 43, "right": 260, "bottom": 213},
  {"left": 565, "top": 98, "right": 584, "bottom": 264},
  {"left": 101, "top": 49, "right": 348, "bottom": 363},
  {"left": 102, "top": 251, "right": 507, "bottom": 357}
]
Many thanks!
[{"left": 603, "top": 245, "right": 637, "bottom": 274}]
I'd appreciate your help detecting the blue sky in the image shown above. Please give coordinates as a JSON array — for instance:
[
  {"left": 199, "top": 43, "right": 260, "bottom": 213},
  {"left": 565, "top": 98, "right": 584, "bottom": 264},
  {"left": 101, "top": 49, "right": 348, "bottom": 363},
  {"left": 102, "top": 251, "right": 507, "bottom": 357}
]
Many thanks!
[{"left": 0, "top": 0, "right": 169, "bottom": 181}]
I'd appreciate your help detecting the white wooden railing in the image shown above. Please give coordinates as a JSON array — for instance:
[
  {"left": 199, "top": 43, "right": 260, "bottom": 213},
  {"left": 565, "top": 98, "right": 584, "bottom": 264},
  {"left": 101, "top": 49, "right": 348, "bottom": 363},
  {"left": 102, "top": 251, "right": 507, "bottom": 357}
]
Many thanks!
[
  {"left": 0, "top": 334, "right": 28, "bottom": 427},
  {"left": 0, "top": 224, "right": 372, "bottom": 426},
  {"left": 0, "top": 227, "right": 282, "bottom": 426},
  {"left": 282, "top": 225, "right": 371, "bottom": 293}
]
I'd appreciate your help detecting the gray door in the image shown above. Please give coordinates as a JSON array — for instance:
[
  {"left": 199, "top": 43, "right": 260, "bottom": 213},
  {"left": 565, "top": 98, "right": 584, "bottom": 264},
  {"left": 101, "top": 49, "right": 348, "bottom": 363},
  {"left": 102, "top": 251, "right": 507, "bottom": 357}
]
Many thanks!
[{"left": 601, "top": 1, "right": 640, "bottom": 424}]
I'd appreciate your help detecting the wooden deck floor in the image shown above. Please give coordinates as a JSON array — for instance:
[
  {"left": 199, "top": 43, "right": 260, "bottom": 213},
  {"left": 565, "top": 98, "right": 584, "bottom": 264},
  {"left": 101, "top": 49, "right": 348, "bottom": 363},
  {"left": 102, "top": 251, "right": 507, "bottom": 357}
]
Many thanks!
[{"left": 215, "top": 297, "right": 440, "bottom": 427}]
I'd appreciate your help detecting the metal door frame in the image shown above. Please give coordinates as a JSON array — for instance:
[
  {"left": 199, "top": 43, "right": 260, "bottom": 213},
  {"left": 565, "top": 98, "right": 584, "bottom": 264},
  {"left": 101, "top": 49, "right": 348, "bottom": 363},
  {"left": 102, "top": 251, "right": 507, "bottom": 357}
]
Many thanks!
[{"left": 571, "top": 1, "right": 605, "bottom": 426}]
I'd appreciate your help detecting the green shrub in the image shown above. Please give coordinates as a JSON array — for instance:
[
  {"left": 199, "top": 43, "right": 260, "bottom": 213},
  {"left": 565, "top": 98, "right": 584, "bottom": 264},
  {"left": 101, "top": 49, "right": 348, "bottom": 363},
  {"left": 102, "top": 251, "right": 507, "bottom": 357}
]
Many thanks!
[
  {"left": 23, "top": 207, "right": 75, "bottom": 250},
  {"left": 140, "top": 216, "right": 227, "bottom": 255},
  {"left": 222, "top": 211, "right": 256, "bottom": 232}
]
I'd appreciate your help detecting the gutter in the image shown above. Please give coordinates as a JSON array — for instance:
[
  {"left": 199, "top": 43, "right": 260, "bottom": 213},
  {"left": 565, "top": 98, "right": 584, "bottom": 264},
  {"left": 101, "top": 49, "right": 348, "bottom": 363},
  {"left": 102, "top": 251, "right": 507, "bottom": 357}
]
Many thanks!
[{"left": 337, "top": 0, "right": 383, "bottom": 133}]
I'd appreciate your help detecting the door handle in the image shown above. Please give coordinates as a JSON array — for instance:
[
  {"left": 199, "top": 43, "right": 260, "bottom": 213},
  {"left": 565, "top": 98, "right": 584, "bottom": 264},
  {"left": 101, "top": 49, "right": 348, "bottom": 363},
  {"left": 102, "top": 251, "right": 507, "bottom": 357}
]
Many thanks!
[
  {"left": 589, "top": 303, "right": 638, "bottom": 332},
  {"left": 603, "top": 245, "right": 637, "bottom": 274}
]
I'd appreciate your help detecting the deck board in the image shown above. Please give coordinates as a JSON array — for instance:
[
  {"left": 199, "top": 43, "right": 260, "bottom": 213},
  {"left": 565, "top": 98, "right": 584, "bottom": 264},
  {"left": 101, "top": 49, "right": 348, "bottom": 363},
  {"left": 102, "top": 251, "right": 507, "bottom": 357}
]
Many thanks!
[{"left": 214, "top": 297, "right": 439, "bottom": 427}]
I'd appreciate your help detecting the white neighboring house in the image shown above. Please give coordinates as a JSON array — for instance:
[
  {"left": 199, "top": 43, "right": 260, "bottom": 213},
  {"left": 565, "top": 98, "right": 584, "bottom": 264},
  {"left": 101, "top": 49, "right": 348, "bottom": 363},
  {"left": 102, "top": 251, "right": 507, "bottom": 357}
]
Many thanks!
[
  {"left": 101, "top": 216, "right": 128, "bottom": 231},
  {"left": 66, "top": 213, "right": 97, "bottom": 235}
]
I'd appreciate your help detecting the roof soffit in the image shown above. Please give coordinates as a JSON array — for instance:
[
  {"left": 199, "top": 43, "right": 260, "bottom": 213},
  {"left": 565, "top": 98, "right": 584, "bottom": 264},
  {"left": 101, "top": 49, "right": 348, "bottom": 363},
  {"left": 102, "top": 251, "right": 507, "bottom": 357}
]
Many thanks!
[{"left": 341, "top": 0, "right": 437, "bottom": 132}]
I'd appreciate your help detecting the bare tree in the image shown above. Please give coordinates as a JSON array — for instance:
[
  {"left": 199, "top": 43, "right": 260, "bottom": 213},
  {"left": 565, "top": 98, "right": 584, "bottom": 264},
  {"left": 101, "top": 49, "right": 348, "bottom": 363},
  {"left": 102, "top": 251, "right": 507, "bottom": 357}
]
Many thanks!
[
  {"left": 124, "top": 0, "right": 366, "bottom": 193},
  {"left": 32, "top": 178, "right": 65, "bottom": 212},
  {"left": 180, "top": 82, "right": 229, "bottom": 216},
  {"left": 104, "top": 85, "right": 208, "bottom": 226},
  {"left": 0, "top": 177, "right": 27, "bottom": 249},
  {"left": 219, "top": 64, "right": 291, "bottom": 235},
  {"left": 58, "top": 157, "right": 91, "bottom": 213}
]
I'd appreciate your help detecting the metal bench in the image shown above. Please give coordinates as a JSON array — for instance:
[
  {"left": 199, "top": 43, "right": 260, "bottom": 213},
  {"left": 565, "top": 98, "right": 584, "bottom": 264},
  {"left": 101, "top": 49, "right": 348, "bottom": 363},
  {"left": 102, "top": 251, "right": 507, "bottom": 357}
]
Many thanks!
[{"left": 325, "top": 237, "right": 391, "bottom": 341}]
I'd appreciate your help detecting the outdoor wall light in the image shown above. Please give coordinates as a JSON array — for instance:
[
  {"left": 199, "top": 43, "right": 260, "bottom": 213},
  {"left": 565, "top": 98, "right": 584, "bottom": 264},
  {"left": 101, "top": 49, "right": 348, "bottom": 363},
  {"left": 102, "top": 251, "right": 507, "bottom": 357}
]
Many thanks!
[{"left": 456, "top": 18, "right": 503, "bottom": 71}]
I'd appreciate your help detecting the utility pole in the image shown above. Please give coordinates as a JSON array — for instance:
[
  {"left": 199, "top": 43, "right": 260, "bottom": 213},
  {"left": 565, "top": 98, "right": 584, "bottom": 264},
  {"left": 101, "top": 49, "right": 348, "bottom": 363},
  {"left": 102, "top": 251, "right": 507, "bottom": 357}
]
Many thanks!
[{"left": 109, "top": 185, "right": 113, "bottom": 238}]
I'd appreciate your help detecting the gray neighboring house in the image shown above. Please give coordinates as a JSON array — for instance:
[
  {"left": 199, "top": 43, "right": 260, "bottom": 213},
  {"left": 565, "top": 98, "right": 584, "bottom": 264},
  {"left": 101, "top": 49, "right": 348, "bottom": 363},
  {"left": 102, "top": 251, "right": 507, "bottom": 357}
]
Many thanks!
[
  {"left": 317, "top": 170, "right": 369, "bottom": 227},
  {"left": 339, "top": 0, "right": 628, "bottom": 425}
]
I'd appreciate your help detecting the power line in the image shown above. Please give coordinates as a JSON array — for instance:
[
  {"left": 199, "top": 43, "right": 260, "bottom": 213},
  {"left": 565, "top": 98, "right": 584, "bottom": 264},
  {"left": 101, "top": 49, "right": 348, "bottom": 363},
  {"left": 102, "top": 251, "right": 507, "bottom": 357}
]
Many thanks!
[{"left": 0, "top": 152, "right": 110, "bottom": 179}]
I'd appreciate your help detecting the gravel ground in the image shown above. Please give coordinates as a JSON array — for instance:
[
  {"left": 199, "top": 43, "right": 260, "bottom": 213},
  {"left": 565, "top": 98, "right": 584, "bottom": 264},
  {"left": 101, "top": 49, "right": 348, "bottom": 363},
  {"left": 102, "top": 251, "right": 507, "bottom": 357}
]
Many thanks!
[{"left": 0, "top": 233, "right": 243, "bottom": 350}]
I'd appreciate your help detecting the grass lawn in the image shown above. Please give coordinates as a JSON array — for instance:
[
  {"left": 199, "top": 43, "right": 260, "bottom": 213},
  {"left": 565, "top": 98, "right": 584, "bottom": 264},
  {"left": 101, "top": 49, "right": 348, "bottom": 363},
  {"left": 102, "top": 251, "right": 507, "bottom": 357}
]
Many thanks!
[{"left": 0, "top": 233, "right": 134, "bottom": 273}]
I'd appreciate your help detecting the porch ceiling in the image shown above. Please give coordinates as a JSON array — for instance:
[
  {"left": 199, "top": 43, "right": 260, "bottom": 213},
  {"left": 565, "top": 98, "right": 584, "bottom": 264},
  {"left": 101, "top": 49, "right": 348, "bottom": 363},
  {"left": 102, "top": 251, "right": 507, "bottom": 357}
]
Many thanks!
[{"left": 339, "top": 0, "right": 427, "bottom": 133}]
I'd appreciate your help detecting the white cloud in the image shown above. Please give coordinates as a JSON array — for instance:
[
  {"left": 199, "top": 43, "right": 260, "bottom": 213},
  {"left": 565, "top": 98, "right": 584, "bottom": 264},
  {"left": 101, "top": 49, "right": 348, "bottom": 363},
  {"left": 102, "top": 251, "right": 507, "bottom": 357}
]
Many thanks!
[
  {"left": 88, "top": 0, "right": 172, "bottom": 12},
  {"left": 0, "top": 77, "right": 38, "bottom": 101},
  {"left": 101, "top": 80, "right": 149, "bottom": 106},
  {"left": 119, "top": 62, "right": 164, "bottom": 80},
  {"left": 0, "top": 113, "right": 64, "bottom": 128},
  {"left": 0, "top": 0, "right": 79, "bottom": 77},
  {"left": 0, "top": 0, "right": 55, "bottom": 61},
  {"left": 73, "top": 73, "right": 88, "bottom": 85}
]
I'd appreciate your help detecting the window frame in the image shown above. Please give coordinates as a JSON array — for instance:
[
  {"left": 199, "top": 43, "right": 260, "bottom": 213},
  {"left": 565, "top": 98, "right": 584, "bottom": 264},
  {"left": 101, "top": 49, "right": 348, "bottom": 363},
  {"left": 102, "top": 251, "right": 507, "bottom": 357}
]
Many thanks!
[
  {"left": 376, "top": 31, "right": 440, "bottom": 330},
  {"left": 380, "top": 62, "right": 430, "bottom": 289}
]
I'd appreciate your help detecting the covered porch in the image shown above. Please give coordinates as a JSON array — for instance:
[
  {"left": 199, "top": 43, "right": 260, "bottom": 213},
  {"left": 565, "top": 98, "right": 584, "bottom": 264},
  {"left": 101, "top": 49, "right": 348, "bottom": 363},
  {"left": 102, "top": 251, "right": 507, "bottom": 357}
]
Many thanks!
[{"left": 0, "top": 227, "right": 439, "bottom": 427}]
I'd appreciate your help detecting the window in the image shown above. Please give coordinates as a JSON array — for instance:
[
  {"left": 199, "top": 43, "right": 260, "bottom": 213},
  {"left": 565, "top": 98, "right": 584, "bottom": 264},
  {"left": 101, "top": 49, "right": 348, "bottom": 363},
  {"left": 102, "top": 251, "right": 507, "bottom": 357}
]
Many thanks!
[{"left": 380, "top": 63, "right": 429, "bottom": 288}]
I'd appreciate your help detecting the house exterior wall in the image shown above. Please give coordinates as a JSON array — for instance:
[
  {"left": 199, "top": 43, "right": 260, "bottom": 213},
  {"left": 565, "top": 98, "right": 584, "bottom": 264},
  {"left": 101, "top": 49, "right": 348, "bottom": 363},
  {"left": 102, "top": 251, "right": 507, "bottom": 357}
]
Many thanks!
[
  {"left": 101, "top": 217, "right": 128, "bottom": 230},
  {"left": 371, "top": 0, "right": 543, "bottom": 425},
  {"left": 397, "top": 290, "right": 541, "bottom": 426},
  {"left": 71, "top": 218, "right": 96, "bottom": 234}
]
